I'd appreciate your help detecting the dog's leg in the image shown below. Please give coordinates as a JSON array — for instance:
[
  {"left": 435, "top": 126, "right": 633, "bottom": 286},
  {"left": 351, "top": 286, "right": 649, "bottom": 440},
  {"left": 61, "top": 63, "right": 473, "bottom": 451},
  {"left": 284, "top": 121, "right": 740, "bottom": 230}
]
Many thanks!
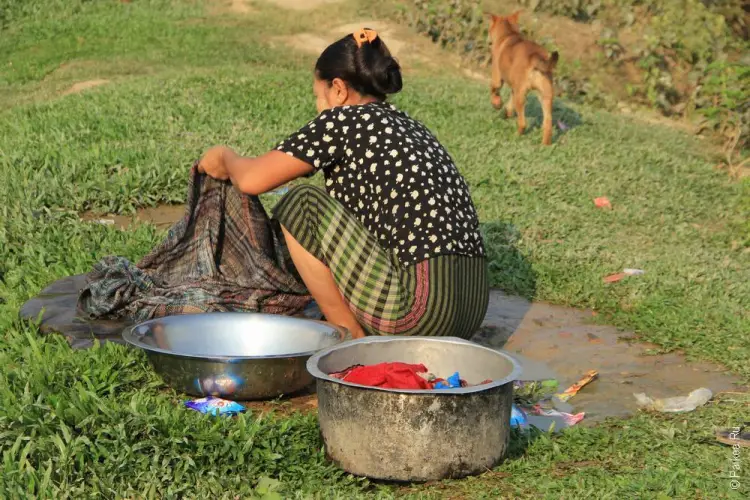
[
  {"left": 505, "top": 90, "right": 515, "bottom": 118},
  {"left": 540, "top": 80, "right": 554, "bottom": 145},
  {"left": 514, "top": 90, "right": 528, "bottom": 135},
  {"left": 490, "top": 62, "right": 503, "bottom": 110}
]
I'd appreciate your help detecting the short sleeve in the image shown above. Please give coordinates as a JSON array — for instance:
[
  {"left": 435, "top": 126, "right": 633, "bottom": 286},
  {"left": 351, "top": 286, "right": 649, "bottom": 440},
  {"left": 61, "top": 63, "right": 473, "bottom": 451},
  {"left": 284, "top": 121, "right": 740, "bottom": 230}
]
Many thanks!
[{"left": 275, "top": 109, "right": 349, "bottom": 172}]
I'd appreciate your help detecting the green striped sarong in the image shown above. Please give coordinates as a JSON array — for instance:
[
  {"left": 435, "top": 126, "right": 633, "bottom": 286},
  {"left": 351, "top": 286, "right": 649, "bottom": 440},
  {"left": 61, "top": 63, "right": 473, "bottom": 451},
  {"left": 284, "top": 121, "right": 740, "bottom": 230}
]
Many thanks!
[{"left": 273, "top": 185, "right": 488, "bottom": 338}]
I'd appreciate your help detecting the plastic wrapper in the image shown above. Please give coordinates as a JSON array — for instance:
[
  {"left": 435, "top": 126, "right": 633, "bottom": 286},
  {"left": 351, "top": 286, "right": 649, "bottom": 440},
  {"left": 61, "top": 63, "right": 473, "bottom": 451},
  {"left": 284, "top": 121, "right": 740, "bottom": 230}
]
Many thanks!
[
  {"left": 510, "top": 404, "right": 528, "bottom": 428},
  {"left": 184, "top": 396, "right": 246, "bottom": 416},
  {"left": 633, "top": 388, "right": 712, "bottom": 413}
]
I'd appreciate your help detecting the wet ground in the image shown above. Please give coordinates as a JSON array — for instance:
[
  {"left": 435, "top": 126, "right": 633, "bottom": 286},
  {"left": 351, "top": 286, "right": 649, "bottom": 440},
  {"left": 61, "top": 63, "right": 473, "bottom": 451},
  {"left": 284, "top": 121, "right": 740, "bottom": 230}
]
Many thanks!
[
  {"left": 23, "top": 205, "right": 746, "bottom": 421},
  {"left": 473, "top": 291, "right": 743, "bottom": 421},
  {"left": 81, "top": 204, "right": 186, "bottom": 230}
]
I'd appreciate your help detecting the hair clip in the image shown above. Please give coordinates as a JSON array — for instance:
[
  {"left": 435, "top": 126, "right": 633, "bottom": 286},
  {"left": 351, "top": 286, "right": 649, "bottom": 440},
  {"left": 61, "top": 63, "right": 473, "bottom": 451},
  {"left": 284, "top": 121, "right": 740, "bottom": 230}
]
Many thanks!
[{"left": 353, "top": 28, "right": 378, "bottom": 48}]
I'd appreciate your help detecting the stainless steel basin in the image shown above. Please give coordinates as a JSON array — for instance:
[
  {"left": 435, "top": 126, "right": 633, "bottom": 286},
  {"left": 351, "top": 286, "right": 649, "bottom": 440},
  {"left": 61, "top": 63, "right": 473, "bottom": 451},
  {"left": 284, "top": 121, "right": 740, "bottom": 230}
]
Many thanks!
[
  {"left": 307, "top": 336, "right": 522, "bottom": 481},
  {"left": 123, "top": 312, "right": 346, "bottom": 400}
]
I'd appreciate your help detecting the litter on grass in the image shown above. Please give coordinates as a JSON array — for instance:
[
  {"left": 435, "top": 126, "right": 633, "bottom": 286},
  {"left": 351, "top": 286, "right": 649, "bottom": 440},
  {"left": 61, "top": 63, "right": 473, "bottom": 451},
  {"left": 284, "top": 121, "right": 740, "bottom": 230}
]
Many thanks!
[
  {"left": 511, "top": 404, "right": 528, "bottom": 428},
  {"left": 513, "top": 374, "right": 595, "bottom": 431},
  {"left": 185, "top": 396, "right": 246, "bottom": 416},
  {"left": 633, "top": 387, "right": 712, "bottom": 412},
  {"left": 554, "top": 370, "right": 599, "bottom": 403},
  {"left": 715, "top": 427, "right": 750, "bottom": 447},
  {"left": 604, "top": 268, "right": 645, "bottom": 283},
  {"left": 623, "top": 268, "right": 645, "bottom": 276},
  {"left": 526, "top": 405, "right": 585, "bottom": 426},
  {"left": 594, "top": 197, "right": 612, "bottom": 209}
]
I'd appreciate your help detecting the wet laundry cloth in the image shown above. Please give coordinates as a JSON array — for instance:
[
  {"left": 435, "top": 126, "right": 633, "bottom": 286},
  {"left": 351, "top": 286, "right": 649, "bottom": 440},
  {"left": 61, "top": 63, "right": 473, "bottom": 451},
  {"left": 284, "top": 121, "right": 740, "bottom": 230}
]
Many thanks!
[
  {"left": 77, "top": 164, "right": 312, "bottom": 322},
  {"left": 331, "top": 362, "right": 432, "bottom": 390},
  {"left": 433, "top": 372, "right": 463, "bottom": 389},
  {"left": 330, "top": 363, "right": 492, "bottom": 390}
]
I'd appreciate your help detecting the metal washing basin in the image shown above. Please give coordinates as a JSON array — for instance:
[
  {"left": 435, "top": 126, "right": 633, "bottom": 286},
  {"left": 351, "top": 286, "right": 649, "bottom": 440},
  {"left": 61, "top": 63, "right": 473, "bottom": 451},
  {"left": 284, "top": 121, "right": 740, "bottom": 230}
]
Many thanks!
[
  {"left": 123, "top": 312, "right": 346, "bottom": 400},
  {"left": 307, "top": 336, "right": 522, "bottom": 481}
]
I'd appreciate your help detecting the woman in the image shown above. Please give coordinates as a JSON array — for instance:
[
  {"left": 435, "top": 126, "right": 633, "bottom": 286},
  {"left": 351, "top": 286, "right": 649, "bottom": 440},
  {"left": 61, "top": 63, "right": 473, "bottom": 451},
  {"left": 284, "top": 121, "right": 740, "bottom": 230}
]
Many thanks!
[{"left": 198, "top": 29, "right": 488, "bottom": 339}]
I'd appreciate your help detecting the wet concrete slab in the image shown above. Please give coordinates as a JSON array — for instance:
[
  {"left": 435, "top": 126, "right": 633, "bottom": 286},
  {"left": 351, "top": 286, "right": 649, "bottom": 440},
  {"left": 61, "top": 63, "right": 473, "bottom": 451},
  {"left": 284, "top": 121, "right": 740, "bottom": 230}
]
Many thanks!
[{"left": 20, "top": 277, "right": 744, "bottom": 420}]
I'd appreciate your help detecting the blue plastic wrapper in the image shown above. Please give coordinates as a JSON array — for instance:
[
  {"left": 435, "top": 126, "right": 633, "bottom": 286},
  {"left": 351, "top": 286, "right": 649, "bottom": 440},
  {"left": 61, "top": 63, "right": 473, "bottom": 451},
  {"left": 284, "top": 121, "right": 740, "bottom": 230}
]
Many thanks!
[
  {"left": 434, "top": 371, "right": 463, "bottom": 389},
  {"left": 510, "top": 404, "right": 528, "bottom": 428},
  {"left": 184, "top": 396, "right": 246, "bottom": 416}
]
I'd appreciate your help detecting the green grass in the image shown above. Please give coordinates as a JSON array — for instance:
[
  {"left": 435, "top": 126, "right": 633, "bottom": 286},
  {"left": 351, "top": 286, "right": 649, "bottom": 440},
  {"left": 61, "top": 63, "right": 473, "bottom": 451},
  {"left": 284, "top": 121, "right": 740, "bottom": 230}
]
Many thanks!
[{"left": 1, "top": 0, "right": 749, "bottom": 497}]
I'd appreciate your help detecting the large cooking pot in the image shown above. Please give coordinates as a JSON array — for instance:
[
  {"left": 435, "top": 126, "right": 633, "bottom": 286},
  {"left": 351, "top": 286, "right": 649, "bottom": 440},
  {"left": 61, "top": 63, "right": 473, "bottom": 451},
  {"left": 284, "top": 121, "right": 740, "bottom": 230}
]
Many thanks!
[{"left": 306, "top": 336, "right": 522, "bottom": 481}]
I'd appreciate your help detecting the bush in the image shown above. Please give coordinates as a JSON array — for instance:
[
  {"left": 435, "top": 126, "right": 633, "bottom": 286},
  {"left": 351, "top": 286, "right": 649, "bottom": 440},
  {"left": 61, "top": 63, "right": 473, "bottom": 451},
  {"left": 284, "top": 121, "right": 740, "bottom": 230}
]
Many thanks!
[{"left": 397, "top": 0, "right": 492, "bottom": 66}]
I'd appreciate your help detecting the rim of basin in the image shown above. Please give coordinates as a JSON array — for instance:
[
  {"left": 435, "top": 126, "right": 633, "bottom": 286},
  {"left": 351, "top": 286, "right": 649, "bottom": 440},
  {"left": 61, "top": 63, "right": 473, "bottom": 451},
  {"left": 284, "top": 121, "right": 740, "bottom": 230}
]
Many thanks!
[
  {"left": 306, "top": 336, "right": 523, "bottom": 395},
  {"left": 122, "top": 312, "right": 348, "bottom": 361}
]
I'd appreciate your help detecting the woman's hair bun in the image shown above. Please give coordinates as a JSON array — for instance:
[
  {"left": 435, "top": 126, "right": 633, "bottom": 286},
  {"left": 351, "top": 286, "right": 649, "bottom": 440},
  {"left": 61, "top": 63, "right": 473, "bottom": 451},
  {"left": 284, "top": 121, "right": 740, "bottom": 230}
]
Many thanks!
[{"left": 315, "top": 30, "right": 403, "bottom": 99}]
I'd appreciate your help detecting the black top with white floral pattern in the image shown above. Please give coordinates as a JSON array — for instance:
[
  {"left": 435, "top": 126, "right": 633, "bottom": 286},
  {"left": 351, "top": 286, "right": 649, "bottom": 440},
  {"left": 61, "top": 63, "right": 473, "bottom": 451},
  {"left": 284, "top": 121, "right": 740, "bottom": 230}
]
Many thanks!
[{"left": 276, "top": 101, "right": 485, "bottom": 266}]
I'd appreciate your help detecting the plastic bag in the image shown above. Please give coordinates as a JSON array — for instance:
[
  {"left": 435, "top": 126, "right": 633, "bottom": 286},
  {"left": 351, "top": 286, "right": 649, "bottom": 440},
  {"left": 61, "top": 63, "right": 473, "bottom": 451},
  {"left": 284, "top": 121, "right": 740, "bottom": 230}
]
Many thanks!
[{"left": 633, "top": 388, "right": 712, "bottom": 412}]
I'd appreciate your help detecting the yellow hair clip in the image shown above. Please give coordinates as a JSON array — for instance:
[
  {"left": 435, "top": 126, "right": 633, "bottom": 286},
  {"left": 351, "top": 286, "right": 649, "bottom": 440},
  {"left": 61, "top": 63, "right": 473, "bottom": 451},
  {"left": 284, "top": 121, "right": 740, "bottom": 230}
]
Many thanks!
[{"left": 353, "top": 28, "right": 378, "bottom": 48}]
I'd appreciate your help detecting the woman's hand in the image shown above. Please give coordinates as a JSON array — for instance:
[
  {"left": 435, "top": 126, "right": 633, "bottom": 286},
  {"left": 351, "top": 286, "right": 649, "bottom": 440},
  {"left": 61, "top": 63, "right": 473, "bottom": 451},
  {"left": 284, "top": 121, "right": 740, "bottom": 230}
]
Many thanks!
[{"left": 198, "top": 146, "right": 233, "bottom": 180}]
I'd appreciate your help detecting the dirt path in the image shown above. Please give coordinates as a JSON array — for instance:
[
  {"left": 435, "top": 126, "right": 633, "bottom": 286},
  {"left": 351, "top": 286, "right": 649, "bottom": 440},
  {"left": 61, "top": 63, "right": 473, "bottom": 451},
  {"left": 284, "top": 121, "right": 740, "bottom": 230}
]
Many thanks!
[
  {"left": 229, "top": 0, "right": 254, "bottom": 14},
  {"left": 265, "top": 0, "right": 343, "bottom": 9},
  {"left": 61, "top": 79, "right": 110, "bottom": 96}
]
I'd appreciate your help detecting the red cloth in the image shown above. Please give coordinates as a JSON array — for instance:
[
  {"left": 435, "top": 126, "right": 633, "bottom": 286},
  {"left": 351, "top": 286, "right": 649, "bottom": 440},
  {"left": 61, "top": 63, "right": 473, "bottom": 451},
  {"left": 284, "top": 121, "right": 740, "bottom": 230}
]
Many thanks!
[{"left": 337, "top": 362, "right": 431, "bottom": 390}]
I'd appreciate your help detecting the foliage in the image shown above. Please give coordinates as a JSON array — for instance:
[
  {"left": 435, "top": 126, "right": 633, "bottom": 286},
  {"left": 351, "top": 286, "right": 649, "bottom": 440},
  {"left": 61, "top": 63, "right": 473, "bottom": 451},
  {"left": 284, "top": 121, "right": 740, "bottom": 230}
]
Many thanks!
[
  {"left": 693, "top": 60, "right": 750, "bottom": 152},
  {"left": 397, "top": 0, "right": 492, "bottom": 66},
  {"left": 518, "top": 0, "right": 606, "bottom": 22}
]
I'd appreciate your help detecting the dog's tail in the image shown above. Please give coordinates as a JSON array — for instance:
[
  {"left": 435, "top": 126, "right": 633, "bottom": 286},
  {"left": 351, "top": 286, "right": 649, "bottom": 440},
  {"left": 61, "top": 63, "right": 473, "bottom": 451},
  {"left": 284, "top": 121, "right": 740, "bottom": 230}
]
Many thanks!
[{"left": 533, "top": 51, "right": 559, "bottom": 74}]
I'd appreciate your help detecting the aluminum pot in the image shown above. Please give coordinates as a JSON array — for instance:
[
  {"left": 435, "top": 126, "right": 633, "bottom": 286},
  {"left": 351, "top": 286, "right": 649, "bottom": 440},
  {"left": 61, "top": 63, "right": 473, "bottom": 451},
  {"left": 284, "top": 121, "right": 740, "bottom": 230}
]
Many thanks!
[
  {"left": 306, "top": 336, "right": 522, "bottom": 481},
  {"left": 123, "top": 312, "right": 346, "bottom": 400}
]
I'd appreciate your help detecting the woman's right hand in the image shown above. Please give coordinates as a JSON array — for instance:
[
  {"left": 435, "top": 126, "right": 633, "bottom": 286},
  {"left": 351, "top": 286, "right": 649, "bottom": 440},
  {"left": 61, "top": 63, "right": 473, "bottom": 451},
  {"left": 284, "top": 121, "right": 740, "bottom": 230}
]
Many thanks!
[{"left": 198, "top": 146, "right": 232, "bottom": 180}]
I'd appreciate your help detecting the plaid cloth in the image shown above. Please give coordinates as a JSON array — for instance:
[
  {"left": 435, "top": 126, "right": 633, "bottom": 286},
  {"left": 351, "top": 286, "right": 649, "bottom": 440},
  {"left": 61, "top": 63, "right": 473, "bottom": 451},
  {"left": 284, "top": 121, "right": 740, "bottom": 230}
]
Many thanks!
[
  {"left": 78, "top": 166, "right": 312, "bottom": 322},
  {"left": 273, "top": 185, "right": 489, "bottom": 338}
]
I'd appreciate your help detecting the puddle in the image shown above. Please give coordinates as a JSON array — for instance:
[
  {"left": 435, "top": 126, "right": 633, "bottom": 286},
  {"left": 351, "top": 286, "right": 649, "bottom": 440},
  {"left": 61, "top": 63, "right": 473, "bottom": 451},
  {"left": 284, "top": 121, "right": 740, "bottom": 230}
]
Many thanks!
[
  {"left": 81, "top": 204, "right": 186, "bottom": 230},
  {"left": 472, "top": 290, "right": 744, "bottom": 421}
]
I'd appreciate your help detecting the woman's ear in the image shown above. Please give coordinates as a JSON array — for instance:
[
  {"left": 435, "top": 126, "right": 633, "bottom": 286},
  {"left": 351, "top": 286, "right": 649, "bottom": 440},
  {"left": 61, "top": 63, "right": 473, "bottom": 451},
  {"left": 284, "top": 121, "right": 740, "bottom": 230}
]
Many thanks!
[{"left": 330, "top": 78, "right": 350, "bottom": 105}]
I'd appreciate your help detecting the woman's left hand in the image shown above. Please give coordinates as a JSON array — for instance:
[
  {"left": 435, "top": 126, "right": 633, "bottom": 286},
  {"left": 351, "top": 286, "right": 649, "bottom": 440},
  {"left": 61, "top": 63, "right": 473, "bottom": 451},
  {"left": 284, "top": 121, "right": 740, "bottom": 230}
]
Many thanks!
[{"left": 198, "top": 146, "right": 232, "bottom": 180}]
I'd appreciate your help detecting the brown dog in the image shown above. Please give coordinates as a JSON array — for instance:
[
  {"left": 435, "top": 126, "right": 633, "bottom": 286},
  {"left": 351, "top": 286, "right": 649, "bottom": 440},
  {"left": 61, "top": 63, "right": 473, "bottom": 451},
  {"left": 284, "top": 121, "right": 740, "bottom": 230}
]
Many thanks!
[{"left": 488, "top": 11, "right": 558, "bottom": 145}]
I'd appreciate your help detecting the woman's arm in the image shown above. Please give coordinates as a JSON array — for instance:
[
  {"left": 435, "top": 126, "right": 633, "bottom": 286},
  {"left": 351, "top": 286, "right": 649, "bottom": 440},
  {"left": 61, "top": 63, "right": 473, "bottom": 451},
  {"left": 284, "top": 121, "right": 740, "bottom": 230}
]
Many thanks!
[
  {"left": 198, "top": 146, "right": 314, "bottom": 195},
  {"left": 224, "top": 149, "right": 314, "bottom": 196}
]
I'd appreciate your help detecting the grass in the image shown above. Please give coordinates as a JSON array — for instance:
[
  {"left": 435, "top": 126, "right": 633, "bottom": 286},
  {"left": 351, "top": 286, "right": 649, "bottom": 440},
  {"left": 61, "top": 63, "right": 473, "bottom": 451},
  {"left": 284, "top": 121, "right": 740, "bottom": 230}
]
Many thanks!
[{"left": 0, "top": 0, "right": 748, "bottom": 497}]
